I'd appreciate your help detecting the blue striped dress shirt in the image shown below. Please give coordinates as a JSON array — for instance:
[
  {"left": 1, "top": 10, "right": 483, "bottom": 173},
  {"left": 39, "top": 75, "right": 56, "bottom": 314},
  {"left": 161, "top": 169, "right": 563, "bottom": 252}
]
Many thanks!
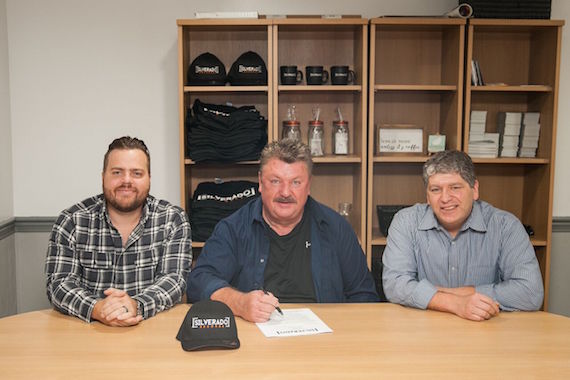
[{"left": 382, "top": 200, "right": 544, "bottom": 311}]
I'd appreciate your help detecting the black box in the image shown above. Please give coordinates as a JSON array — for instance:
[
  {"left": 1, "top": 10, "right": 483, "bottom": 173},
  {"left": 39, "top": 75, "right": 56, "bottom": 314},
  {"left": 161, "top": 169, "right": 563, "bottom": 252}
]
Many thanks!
[
  {"left": 462, "top": 0, "right": 551, "bottom": 19},
  {"left": 376, "top": 205, "right": 409, "bottom": 237}
]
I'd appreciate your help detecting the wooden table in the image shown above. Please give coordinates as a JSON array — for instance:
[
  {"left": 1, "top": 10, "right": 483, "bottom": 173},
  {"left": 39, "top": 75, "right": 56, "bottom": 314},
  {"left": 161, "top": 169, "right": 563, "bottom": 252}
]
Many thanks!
[{"left": 1, "top": 303, "right": 569, "bottom": 379}]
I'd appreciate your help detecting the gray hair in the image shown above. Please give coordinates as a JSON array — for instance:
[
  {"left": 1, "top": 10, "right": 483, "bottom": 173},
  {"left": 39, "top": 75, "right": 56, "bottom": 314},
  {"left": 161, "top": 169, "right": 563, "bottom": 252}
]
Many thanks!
[
  {"left": 259, "top": 139, "right": 313, "bottom": 175},
  {"left": 423, "top": 150, "right": 476, "bottom": 188}
]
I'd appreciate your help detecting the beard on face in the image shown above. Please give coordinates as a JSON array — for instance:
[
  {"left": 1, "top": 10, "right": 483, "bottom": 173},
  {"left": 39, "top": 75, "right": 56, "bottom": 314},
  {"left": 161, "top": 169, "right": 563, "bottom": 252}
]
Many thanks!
[{"left": 103, "top": 185, "right": 149, "bottom": 213}]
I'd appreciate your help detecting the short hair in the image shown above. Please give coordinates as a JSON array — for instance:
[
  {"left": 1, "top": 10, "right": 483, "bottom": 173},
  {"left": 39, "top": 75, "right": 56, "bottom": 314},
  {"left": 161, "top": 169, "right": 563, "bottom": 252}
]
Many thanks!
[
  {"left": 423, "top": 150, "right": 476, "bottom": 188},
  {"left": 259, "top": 139, "right": 313, "bottom": 176},
  {"left": 103, "top": 136, "right": 151, "bottom": 174}
]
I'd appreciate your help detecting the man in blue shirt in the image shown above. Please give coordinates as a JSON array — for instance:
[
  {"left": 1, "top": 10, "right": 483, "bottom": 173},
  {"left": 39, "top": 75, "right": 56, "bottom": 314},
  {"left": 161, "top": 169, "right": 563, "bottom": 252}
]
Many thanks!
[
  {"left": 382, "top": 150, "right": 543, "bottom": 321},
  {"left": 187, "top": 139, "right": 378, "bottom": 322}
]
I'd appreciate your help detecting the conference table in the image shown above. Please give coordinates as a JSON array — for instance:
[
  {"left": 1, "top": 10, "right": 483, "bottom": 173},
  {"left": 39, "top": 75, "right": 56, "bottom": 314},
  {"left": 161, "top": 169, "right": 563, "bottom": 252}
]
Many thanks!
[{"left": 1, "top": 303, "right": 569, "bottom": 379}]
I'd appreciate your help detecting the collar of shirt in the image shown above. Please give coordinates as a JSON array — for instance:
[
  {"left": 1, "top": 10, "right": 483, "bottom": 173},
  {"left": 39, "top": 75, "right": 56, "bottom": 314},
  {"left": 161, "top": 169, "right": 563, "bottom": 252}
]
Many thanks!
[
  {"left": 99, "top": 194, "right": 152, "bottom": 247},
  {"left": 418, "top": 200, "right": 487, "bottom": 234}
]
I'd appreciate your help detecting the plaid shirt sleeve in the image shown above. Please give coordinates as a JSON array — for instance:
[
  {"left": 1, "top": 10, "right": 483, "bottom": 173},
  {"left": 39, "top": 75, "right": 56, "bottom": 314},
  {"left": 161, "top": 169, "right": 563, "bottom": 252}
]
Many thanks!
[
  {"left": 132, "top": 208, "right": 192, "bottom": 319},
  {"left": 45, "top": 212, "right": 100, "bottom": 322}
]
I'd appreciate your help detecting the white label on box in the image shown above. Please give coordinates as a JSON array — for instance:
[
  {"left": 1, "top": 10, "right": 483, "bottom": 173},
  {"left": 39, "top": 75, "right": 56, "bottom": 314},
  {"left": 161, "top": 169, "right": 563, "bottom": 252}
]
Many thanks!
[{"left": 379, "top": 128, "right": 423, "bottom": 153}]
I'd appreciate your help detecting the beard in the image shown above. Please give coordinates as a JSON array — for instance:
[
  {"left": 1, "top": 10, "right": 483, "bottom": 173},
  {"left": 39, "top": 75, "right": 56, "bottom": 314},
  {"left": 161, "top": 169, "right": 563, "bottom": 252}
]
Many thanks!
[{"left": 103, "top": 185, "right": 149, "bottom": 213}]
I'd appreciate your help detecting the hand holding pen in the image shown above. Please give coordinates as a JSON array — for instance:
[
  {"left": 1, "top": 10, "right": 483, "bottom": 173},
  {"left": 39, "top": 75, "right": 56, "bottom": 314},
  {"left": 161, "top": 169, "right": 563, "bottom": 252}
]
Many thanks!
[{"left": 263, "top": 289, "right": 284, "bottom": 316}]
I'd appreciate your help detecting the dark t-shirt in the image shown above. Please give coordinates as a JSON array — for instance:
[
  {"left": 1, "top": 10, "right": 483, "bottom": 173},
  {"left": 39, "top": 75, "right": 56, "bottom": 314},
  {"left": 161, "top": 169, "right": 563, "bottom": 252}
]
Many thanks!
[{"left": 263, "top": 210, "right": 317, "bottom": 303}]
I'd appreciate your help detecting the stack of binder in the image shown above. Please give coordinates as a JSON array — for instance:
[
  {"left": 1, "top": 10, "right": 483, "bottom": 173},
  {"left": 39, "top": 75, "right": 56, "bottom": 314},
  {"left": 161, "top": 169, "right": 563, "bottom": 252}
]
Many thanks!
[
  {"left": 497, "top": 112, "right": 522, "bottom": 157},
  {"left": 468, "top": 110, "right": 499, "bottom": 158},
  {"left": 519, "top": 112, "right": 541, "bottom": 157}
]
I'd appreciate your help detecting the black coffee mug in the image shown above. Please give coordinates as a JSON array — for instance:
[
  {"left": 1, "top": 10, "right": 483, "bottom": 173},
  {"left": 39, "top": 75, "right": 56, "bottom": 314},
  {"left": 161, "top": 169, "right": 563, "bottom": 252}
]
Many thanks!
[
  {"left": 331, "top": 66, "right": 356, "bottom": 85},
  {"left": 306, "top": 66, "right": 329, "bottom": 85},
  {"left": 280, "top": 66, "right": 303, "bottom": 85}
]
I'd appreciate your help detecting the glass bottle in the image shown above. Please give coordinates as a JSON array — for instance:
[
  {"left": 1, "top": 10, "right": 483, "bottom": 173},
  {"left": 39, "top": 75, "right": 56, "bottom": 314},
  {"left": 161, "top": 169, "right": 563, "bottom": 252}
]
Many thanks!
[
  {"left": 333, "top": 120, "right": 349, "bottom": 155},
  {"left": 338, "top": 202, "right": 352, "bottom": 222},
  {"left": 282, "top": 120, "right": 301, "bottom": 141},
  {"left": 308, "top": 120, "right": 324, "bottom": 156}
]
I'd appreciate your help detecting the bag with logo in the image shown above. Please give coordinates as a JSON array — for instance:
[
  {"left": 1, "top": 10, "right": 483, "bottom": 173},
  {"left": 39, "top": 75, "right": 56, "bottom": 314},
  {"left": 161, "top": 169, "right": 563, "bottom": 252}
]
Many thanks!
[
  {"left": 190, "top": 180, "right": 259, "bottom": 242},
  {"left": 187, "top": 52, "right": 227, "bottom": 86},
  {"left": 227, "top": 51, "right": 267, "bottom": 86}
]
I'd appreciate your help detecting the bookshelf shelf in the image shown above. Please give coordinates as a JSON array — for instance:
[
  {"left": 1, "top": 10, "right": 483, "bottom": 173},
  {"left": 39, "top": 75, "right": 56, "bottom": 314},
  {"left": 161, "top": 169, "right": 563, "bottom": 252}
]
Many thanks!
[
  {"left": 367, "top": 18, "right": 465, "bottom": 270},
  {"left": 278, "top": 85, "right": 362, "bottom": 92},
  {"left": 464, "top": 19, "right": 564, "bottom": 309},
  {"left": 183, "top": 85, "right": 269, "bottom": 92},
  {"left": 471, "top": 85, "right": 552, "bottom": 92},
  {"left": 374, "top": 84, "right": 457, "bottom": 91}
]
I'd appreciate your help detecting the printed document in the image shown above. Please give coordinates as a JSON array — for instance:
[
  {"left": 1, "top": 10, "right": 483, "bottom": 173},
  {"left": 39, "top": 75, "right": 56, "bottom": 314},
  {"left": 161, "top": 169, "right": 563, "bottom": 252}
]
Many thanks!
[{"left": 256, "top": 308, "right": 333, "bottom": 338}]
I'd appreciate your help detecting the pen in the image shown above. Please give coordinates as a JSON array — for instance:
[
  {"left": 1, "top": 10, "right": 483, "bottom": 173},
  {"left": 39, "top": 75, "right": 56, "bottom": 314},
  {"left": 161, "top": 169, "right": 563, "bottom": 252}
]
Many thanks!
[{"left": 263, "top": 289, "right": 284, "bottom": 315}]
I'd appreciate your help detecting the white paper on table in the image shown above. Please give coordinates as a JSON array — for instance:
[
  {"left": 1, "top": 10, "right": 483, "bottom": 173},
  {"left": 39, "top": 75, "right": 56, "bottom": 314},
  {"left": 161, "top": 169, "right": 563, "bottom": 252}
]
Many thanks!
[{"left": 255, "top": 308, "right": 333, "bottom": 338}]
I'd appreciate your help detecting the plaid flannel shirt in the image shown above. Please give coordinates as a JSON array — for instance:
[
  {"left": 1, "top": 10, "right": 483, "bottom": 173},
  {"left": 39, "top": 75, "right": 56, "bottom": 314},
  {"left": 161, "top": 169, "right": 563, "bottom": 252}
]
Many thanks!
[{"left": 45, "top": 194, "right": 192, "bottom": 322}]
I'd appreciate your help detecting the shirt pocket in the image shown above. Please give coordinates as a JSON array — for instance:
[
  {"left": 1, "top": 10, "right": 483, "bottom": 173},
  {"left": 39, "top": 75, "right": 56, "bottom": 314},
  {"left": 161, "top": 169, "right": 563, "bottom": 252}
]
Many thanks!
[
  {"left": 78, "top": 250, "right": 113, "bottom": 285},
  {"left": 135, "top": 249, "right": 159, "bottom": 283},
  {"left": 468, "top": 265, "right": 499, "bottom": 285}
]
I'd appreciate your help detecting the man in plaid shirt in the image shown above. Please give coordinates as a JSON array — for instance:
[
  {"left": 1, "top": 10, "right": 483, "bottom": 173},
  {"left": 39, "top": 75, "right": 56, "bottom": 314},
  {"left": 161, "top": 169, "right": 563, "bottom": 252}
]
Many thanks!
[{"left": 45, "top": 136, "right": 192, "bottom": 326}]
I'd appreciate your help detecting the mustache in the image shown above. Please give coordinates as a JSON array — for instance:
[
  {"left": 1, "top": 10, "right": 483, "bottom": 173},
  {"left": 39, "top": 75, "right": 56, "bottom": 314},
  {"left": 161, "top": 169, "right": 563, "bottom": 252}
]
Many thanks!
[{"left": 275, "top": 196, "right": 296, "bottom": 203}]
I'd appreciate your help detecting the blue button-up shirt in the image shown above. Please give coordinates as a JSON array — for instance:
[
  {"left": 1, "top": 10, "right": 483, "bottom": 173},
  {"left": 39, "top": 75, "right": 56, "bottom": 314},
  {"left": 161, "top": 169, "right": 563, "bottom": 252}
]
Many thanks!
[
  {"left": 187, "top": 197, "right": 378, "bottom": 303},
  {"left": 382, "top": 200, "right": 544, "bottom": 311}
]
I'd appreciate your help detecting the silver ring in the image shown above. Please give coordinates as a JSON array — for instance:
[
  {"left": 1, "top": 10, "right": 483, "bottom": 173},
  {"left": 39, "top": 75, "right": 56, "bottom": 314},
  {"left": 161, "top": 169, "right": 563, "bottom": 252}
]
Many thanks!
[{"left": 122, "top": 306, "right": 129, "bottom": 314}]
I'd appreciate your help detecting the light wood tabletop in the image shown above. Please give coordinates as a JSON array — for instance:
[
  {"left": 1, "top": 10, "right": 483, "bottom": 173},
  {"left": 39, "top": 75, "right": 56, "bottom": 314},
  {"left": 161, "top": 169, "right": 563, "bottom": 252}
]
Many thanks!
[{"left": 1, "top": 303, "right": 569, "bottom": 379}]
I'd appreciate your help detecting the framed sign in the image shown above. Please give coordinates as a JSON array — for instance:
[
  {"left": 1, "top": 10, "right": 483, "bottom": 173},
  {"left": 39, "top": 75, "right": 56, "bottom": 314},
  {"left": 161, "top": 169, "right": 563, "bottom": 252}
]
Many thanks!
[{"left": 377, "top": 124, "right": 425, "bottom": 155}]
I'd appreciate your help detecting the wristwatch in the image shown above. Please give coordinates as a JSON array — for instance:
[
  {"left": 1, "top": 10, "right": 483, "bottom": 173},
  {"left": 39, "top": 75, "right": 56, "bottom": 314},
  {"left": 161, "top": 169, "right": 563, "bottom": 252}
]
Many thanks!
[{"left": 136, "top": 300, "right": 144, "bottom": 318}]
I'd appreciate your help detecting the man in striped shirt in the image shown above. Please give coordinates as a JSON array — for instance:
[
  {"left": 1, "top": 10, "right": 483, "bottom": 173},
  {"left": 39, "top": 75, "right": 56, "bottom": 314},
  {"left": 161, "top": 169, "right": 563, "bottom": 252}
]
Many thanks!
[
  {"left": 45, "top": 136, "right": 192, "bottom": 326},
  {"left": 382, "top": 150, "right": 543, "bottom": 321}
]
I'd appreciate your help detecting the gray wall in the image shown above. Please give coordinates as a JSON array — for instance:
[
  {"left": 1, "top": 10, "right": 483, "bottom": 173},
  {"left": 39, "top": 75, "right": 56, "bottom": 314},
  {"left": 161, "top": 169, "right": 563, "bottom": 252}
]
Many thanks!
[
  {"left": 0, "top": 234, "right": 16, "bottom": 317},
  {"left": 548, "top": 227, "right": 570, "bottom": 317}
]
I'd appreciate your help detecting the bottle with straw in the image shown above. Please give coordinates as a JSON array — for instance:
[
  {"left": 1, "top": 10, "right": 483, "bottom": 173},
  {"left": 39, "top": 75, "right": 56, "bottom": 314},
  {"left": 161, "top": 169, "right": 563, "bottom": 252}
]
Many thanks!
[
  {"left": 282, "top": 105, "right": 301, "bottom": 142},
  {"left": 308, "top": 106, "right": 324, "bottom": 156},
  {"left": 333, "top": 107, "right": 349, "bottom": 155}
]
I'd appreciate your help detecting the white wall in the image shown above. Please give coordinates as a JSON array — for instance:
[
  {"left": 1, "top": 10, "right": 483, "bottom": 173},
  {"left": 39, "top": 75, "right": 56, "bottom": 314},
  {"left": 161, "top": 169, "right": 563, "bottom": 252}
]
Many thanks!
[
  {"left": 5, "top": 0, "right": 569, "bottom": 217},
  {"left": 552, "top": 0, "right": 570, "bottom": 217},
  {"left": 5, "top": 0, "right": 457, "bottom": 217},
  {"left": 0, "top": 0, "right": 13, "bottom": 223}
]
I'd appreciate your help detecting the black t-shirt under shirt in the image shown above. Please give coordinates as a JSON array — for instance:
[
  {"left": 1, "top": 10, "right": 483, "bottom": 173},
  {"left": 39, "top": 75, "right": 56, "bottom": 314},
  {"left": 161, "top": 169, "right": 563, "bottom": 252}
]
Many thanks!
[{"left": 263, "top": 210, "right": 317, "bottom": 303}]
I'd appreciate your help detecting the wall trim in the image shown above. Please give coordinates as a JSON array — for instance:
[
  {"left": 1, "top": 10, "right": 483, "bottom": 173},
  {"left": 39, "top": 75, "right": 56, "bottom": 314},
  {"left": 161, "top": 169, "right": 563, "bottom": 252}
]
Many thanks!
[
  {"left": 0, "top": 217, "right": 56, "bottom": 240},
  {"left": 553, "top": 217, "right": 570, "bottom": 233},
  {"left": 0, "top": 218, "right": 15, "bottom": 240},
  {"left": 1, "top": 216, "right": 570, "bottom": 239},
  {"left": 14, "top": 217, "right": 57, "bottom": 233}
]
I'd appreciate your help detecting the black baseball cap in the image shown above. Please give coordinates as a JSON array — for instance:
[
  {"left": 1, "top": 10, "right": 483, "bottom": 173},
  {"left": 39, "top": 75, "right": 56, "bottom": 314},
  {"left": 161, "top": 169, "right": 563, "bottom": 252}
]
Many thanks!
[
  {"left": 187, "top": 52, "right": 227, "bottom": 86},
  {"left": 176, "top": 300, "right": 240, "bottom": 351},
  {"left": 227, "top": 51, "right": 267, "bottom": 86}
]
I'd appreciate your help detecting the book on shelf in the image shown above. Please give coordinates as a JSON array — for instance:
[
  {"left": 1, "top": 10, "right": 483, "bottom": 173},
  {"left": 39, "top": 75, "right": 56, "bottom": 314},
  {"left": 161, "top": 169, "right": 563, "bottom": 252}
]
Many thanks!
[
  {"left": 475, "top": 60, "right": 484, "bottom": 86},
  {"left": 470, "top": 110, "right": 487, "bottom": 123},
  {"left": 471, "top": 60, "right": 478, "bottom": 86},
  {"left": 469, "top": 110, "right": 488, "bottom": 150},
  {"left": 518, "top": 112, "right": 541, "bottom": 157},
  {"left": 469, "top": 133, "right": 499, "bottom": 158},
  {"left": 497, "top": 112, "right": 522, "bottom": 158},
  {"left": 471, "top": 60, "right": 484, "bottom": 86}
]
